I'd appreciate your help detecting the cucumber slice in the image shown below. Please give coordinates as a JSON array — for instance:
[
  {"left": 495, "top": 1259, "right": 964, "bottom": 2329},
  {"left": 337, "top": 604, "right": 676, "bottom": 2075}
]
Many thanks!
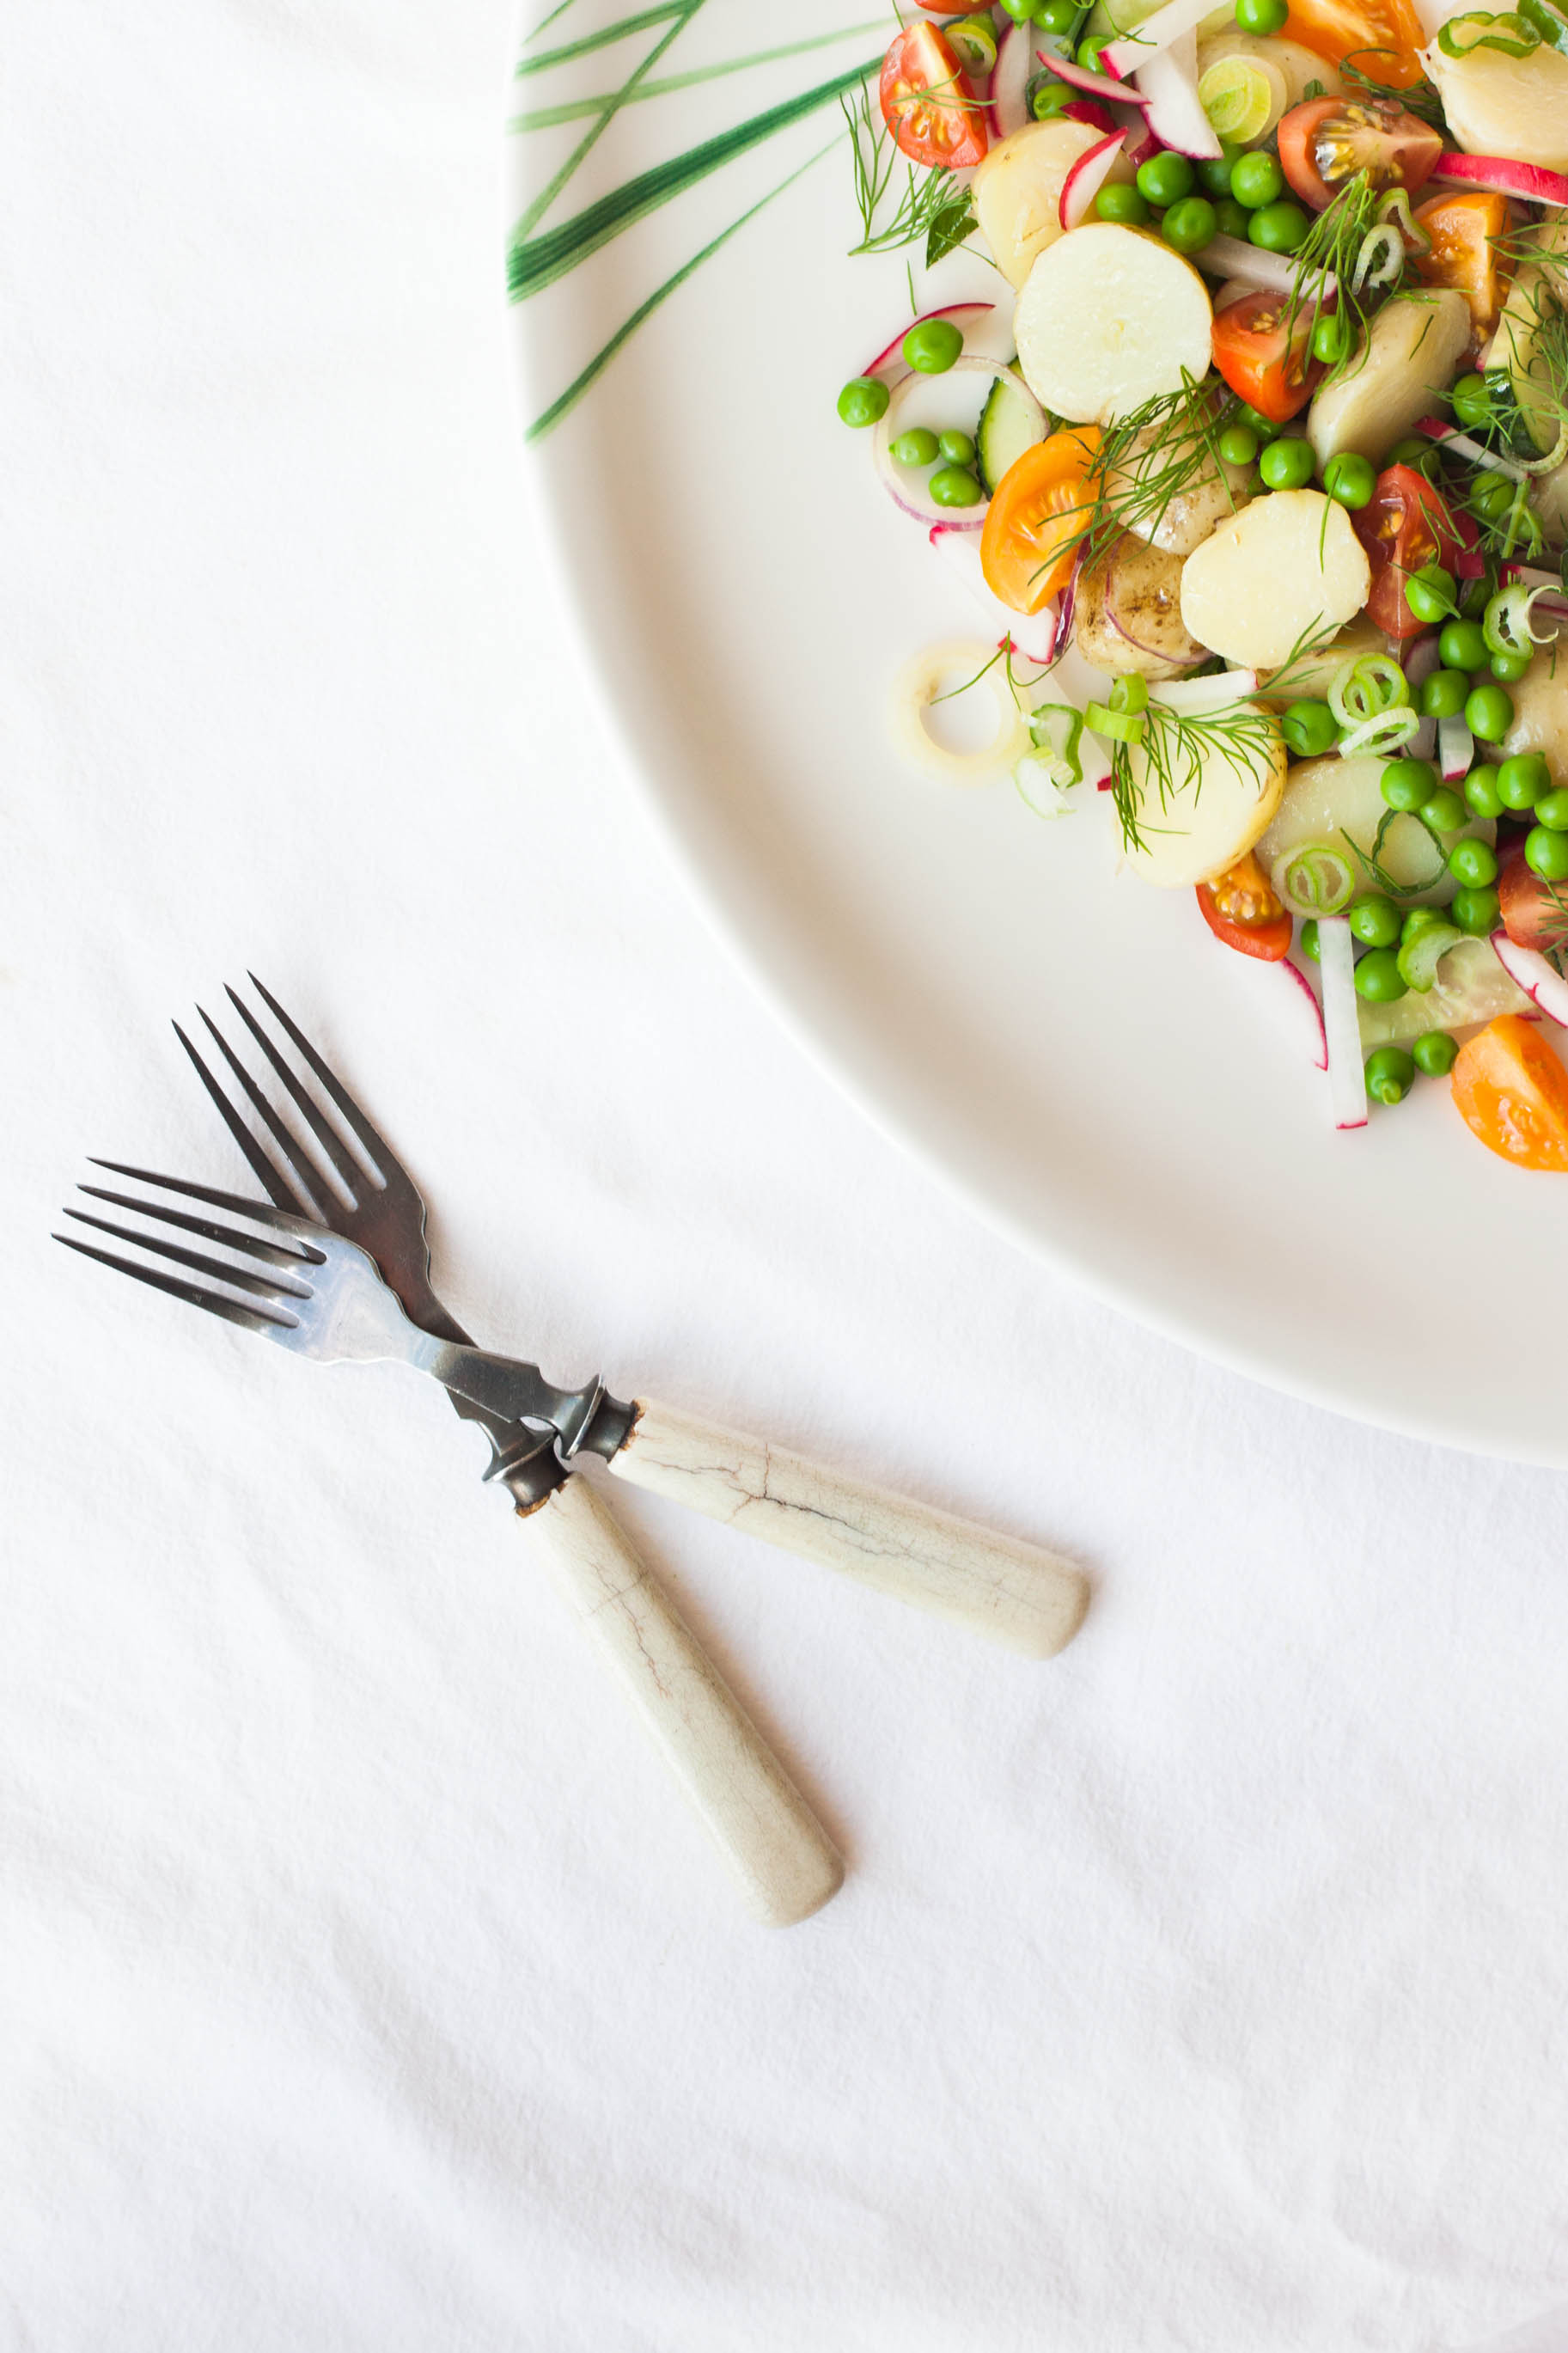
[
  {"left": 1396, "top": 920, "right": 1464, "bottom": 994},
  {"left": 977, "top": 371, "right": 1046, "bottom": 495}
]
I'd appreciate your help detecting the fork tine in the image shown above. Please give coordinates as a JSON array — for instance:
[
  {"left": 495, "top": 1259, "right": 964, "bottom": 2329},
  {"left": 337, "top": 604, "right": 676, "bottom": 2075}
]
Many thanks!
[
  {"left": 184, "top": 1011, "right": 340, "bottom": 1221},
  {"left": 221, "top": 986, "right": 372, "bottom": 1198},
  {"left": 174, "top": 1018, "right": 303, "bottom": 1215},
  {"left": 84, "top": 1158, "right": 326, "bottom": 1242},
  {"left": 53, "top": 1232, "right": 290, "bottom": 1334},
  {"left": 63, "top": 1208, "right": 312, "bottom": 1303},
  {"left": 247, "top": 974, "right": 397, "bottom": 1182},
  {"left": 77, "top": 1184, "right": 320, "bottom": 1268}
]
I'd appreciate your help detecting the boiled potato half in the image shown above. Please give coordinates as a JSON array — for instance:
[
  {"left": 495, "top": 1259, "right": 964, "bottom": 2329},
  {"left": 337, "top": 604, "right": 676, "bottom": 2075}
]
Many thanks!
[
  {"left": 1256, "top": 754, "right": 1494, "bottom": 910},
  {"left": 1306, "top": 289, "right": 1470, "bottom": 473},
  {"left": 973, "top": 121, "right": 1131, "bottom": 292},
  {"left": 1075, "top": 536, "right": 1208, "bottom": 678},
  {"left": 1101, "top": 406, "right": 1253, "bottom": 557},
  {"left": 1178, "top": 491, "right": 1370, "bottom": 670},
  {"left": 1015, "top": 224, "right": 1213, "bottom": 424},
  {"left": 1422, "top": 40, "right": 1568, "bottom": 175},
  {"left": 1120, "top": 696, "right": 1287, "bottom": 888}
]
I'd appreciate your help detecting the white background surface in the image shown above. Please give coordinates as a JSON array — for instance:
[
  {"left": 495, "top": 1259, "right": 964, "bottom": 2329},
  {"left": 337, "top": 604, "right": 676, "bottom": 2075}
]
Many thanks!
[{"left": 5, "top": 5, "right": 1568, "bottom": 2347}]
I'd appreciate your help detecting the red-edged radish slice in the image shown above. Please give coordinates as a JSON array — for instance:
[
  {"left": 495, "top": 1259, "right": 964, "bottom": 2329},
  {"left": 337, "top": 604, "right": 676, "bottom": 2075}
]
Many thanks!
[
  {"left": 1132, "top": 28, "right": 1222, "bottom": 159},
  {"left": 991, "top": 21, "right": 1033, "bottom": 138},
  {"left": 928, "top": 526, "right": 1061, "bottom": 663},
  {"left": 1040, "top": 52, "right": 1152, "bottom": 105},
  {"left": 1123, "top": 122, "right": 1162, "bottom": 168},
  {"left": 1100, "top": 0, "right": 1229, "bottom": 81},
  {"left": 1437, "top": 712, "right": 1473, "bottom": 782},
  {"left": 1317, "top": 914, "right": 1368, "bottom": 1129},
  {"left": 1416, "top": 414, "right": 1526, "bottom": 480},
  {"left": 860, "top": 304, "right": 998, "bottom": 388},
  {"left": 1062, "top": 97, "right": 1118, "bottom": 133},
  {"left": 1491, "top": 931, "right": 1568, "bottom": 1027},
  {"left": 1197, "top": 235, "right": 1335, "bottom": 299},
  {"left": 1429, "top": 151, "right": 1568, "bottom": 206},
  {"left": 1059, "top": 130, "right": 1127, "bottom": 229}
]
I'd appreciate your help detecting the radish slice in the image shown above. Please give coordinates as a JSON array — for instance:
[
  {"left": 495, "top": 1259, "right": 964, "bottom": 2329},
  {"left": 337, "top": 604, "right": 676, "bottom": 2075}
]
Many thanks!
[
  {"left": 1062, "top": 97, "right": 1119, "bottom": 133},
  {"left": 1040, "top": 52, "right": 1153, "bottom": 105},
  {"left": 991, "top": 22, "right": 1033, "bottom": 137},
  {"left": 872, "top": 358, "right": 1046, "bottom": 528},
  {"left": 1124, "top": 122, "right": 1162, "bottom": 168},
  {"left": 1437, "top": 710, "right": 1473, "bottom": 782},
  {"left": 1428, "top": 150, "right": 1568, "bottom": 207},
  {"left": 1491, "top": 930, "right": 1568, "bottom": 1026},
  {"left": 1417, "top": 414, "right": 1526, "bottom": 480},
  {"left": 1132, "top": 28, "right": 1223, "bottom": 160},
  {"left": 1149, "top": 669, "right": 1259, "bottom": 712},
  {"left": 1199, "top": 235, "right": 1336, "bottom": 299},
  {"left": 1100, "top": 0, "right": 1234, "bottom": 80},
  {"left": 1402, "top": 633, "right": 1439, "bottom": 762},
  {"left": 861, "top": 304, "right": 998, "bottom": 388},
  {"left": 1318, "top": 914, "right": 1368, "bottom": 1129},
  {"left": 1059, "top": 129, "right": 1127, "bottom": 229},
  {"left": 929, "top": 526, "right": 1061, "bottom": 664}
]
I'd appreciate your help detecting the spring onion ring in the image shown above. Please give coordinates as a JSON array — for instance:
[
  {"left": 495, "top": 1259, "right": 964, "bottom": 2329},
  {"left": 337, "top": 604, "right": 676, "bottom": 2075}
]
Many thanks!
[
  {"left": 1437, "top": 9, "right": 1540, "bottom": 52},
  {"left": 1482, "top": 581, "right": 1562, "bottom": 655},
  {"left": 1328, "top": 654, "right": 1411, "bottom": 731},
  {"left": 1337, "top": 706, "right": 1421, "bottom": 755},
  {"left": 1278, "top": 843, "right": 1358, "bottom": 916},
  {"left": 1084, "top": 700, "right": 1146, "bottom": 743}
]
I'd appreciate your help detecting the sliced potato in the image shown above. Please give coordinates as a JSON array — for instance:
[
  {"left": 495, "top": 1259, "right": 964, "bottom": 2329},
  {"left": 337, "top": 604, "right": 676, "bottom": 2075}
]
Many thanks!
[
  {"left": 1120, "top": 700, "right": 1287, "bottom": 887},
  {"left": 1075, "top": 535, "right": 1208, "bottom": 678},
  {"left": 1306, "top": 290, "right": 1471, "bottom": 473},
  {"left": 1178, "top": 490, "right": 1370, "bottom": 670},
  {"left": 1257, "top": 614, "right": 1386, "bottom": 703},
  {"left": 1358, "top": 937, "right": 1530, "bottom": 1047},
  {"left": 1421, "top": 41, "right": 1568, "bottom": 175},
  {"left": 1485, "top": 218, "right": 1568, "bottom": 455},
  {"left": 1532, "top": 455, "right": 1568, "bottom": 548},
  {"left": 1498, "top": 652, "right": 1568, "bottom": 781},
  {"left": 1256, "top": 754, "right": 1494, "bottom": 910},
  {"left": 1014, "top": 224, "right": 1213, "bottom": 424},
  {"left": 1101, "top": 409, "right": 1253, "bottom": 556},
  {"left": 973, "top": 121, "right": 1128, "bottom": 292}
]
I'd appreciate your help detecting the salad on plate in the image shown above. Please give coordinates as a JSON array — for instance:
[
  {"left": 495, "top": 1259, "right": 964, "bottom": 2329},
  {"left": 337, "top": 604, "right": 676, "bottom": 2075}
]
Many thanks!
[{"left": 835, "top": 0, "right": 1568, "bottom": 1166}]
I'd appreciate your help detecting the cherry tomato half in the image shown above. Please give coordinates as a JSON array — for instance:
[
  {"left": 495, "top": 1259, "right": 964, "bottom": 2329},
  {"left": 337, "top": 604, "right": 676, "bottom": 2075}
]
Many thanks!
[
  {"left": 880, "top": 24, "right": 988, "bottom": 171},
  {"left": 1276, "top": 95, "right": 1442, "bottom": 211},
  {"left": 1412, "top": 188, "right": 1512, "bottom": 339},
  {"left": 1196, "top": 854, "right": 1293, "bottom": 959},
  {"left": 979, "top": 429, "right": 1101, "bottom": 614},
  {"left": 1281, "top": 0, "right": 1428, "bottom": 89},
  {"left": 1210, "top": 289, "right": 1323, "bottom": 424},
  {"left": 1351, "top": 463, "right": 1465, "bottom": 639}
]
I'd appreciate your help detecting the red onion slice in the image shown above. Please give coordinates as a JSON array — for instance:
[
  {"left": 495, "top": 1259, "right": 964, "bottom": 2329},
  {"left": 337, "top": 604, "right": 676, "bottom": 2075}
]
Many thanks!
[
  {"left": 928, "top": 526, "right": 1061, "bottom": 664},
  {"left": 861, "top": 303, "right": 998, "bottom": 388},
  {"left": 1202, "top": 237, "right": 1336, "bottom": 299},
  {"left": 1490, "top": 931, "right": 1568, "bottom": 1026},
  {"left": 872, "top": 358, "right": 1046, "bottom": 529},
  {"left": 1280, "top": 956, "right": 1330, "bottom": 1071}
]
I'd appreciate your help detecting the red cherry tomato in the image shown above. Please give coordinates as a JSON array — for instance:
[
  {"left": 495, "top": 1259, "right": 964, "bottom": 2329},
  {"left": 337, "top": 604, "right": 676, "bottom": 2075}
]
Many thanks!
[
  {"left": 1351, "top": 463, "right": 1465, "bottom": 639},
  {"left": 879, "top": 23, "right": 988, "bottom": 170},
  {"left": 1500, "top": 836, "right": 1568, "bottom": 955},
  {"left": 1196, "top": 857, "right": 1293, "bottom": 960},
  {"left": 1210, "top": 290, "right": 1322, "bottom": 424},
  {"left": 1276, "top": 95, "right": 1441, "bottom": 211}
]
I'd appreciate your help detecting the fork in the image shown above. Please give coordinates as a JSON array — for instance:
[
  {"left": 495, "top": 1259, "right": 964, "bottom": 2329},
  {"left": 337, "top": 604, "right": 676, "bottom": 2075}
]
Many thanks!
[
  {"left": 171, "top": 980, "right": 1089, "bottom": 1663},
  {"left": 58, "top": 1181, "right": 845, "bottom": 1930}
]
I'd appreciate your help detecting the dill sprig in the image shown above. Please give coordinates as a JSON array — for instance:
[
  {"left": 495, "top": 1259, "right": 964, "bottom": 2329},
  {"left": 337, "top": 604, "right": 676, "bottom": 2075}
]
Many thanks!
[
  {"left": 1284, "top": 168, "right": 1385, "bottom": 364},
  {"left": 1081, "top": 373, "right": 1241, "bottom": 568},
  {"left": 1339, "top": 51, "right": 1449, "bottom": 131},
  {"left": 840, "top": 85, "right": 973, "bottom": 260}
]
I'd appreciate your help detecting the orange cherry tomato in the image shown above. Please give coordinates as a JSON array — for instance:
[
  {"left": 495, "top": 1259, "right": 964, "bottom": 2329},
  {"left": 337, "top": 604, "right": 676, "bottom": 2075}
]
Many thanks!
[
  {"left": 879, "top": 24, "right": 988, "bottom": 171},
  {"left": 1196, "top": 854, "right": 1293, "bottom": 960},
  {"left": 1210, "top": 290, "right": 1321, "bottom": 424},
  {"left": 1276, "top": 95, "right": 1441, "bottom": 211},
  {"left": 1281, "top": 0, "right": 1428, "bottom": 89},
  {"left": 1412, "top": 188, "right": 1512, "bottom": 339},
  {"left": 1351, "top": 463, "right": 1465, "bottom": 639},
  {"left": 979, "top": 428, "right": 1101, "bottom": 614},
  {"left": 1451, "top": 1016, "right": 1568, "bottom": 1171}
]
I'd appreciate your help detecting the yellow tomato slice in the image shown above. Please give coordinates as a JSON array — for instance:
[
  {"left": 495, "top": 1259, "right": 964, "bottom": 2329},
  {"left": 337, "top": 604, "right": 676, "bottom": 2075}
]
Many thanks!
[{"left": 979, "top": 429, "right": 1101, "bottom": 616}]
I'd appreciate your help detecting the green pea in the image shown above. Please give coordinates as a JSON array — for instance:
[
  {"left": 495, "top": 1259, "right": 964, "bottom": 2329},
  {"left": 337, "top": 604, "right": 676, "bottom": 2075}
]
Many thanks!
[
  {"left": 1138, "top": 151, "right": 1195, "bottom": 207},
  {"left": 1034, "top": 0, "right": 1078, "bottom": 28},
  {"left": 1077, "top": 31, "right": 1107, "bottom": 66},
  {"left": 1450, "top": 884, "right": 1501, "bottom": 935},
  {"left": 1468, "top": 470, "right": 1516, "bottom": 523},
  {"left": 1421, "top": 786, "right": 1467, "bottom": 833},
  {"left": 1198, "top": 151, "right": 1237, "bottom": 196},
  {"left": 902, "top": 320, "right": 963, "bottom": 375},
  {"left": 1248, "top": 200, "right": 1310, "bottom": 253},
  {"left": 1420, "top": 669, "right": 1469, "bottom": 718},
  {"left": 1448, "top": 834, "right": 1498, "bottom": 888},
  {"left": 1230, "top": 150, "right": 1284, "bottom": 208},
  {"left": 1212, "top": 196, "right": 1251, "bottom": 239},
  {"left": 1311, "top": 312, "right": 1351, "bottom": 365},
  {"left": 1281, "top": 699, "right": 1338, "bottom": 757},
  {"left": 1349, "top": 893, "right": 1402, "bottom": 947},
  {"left": 1300, "top": 918, "right": 1321, "bottom": 961},
  {"left": 1466, "top": 682, "right": 1515, "bottom": 743},
  {"left": 1235, "top": 0, "right": 1290, "bottom": 27},
  {"left": 1534, "top": 788, "right": 1568, "bottom": 830},
  {"left": 1401, "top": 905, "right": 1450, "bottom": 943},
  {"left": 937, "top": 428, "right": 976, "bottom": 467},
  {"left": 1526, "top": 824, "right": 1568, "bottom": 881},
  {"left": 1382, "top": 756, "right": 1438, "bottom": 813},
  {"left": 1323, "top": 451, "right": 1376, "bottom": 509},
  {"left": 929, "top": 464, "right": 983, "bottom": 508},
  {"left": 889, "top": 426, "right": 940, "bottom": 467},
  {"left": 1217, "top": 423, "right": 1259, "bottom": 468},
  {"left": 1355, "top": 948, "right": 1408, "bottom": 1004},
  {"left": 1032, "top": 75, "right": 1075, "bottom": 118},
  {"left": 1450, "top": 372, "right": 1493, "bottom": 429},
  {"left": 1259, "top": 436, "right": 1315, "bottom": 491},
  {"left": 1490, "top": 648, "right": 1532, "bottom": 682},
  {"left": 1438, "top": 617, "right": 1488, "bottom": 671},
  {"left": 1404, "top": 565, "right": 1456, "bottom": 626},
  {"left": 1364, "top": 1044, "right": 1416, "bottom": 1103},
  {"left": 837, "top": 376, "right": 889, "bottom": 428},
  {"left": 1497, "top": 752, "right": 1549, "bottom": 810},
  {"left": 999, "top": 0, "right": 1036, "bottom": 21},
  {"left": 1388, "top": 434, "right": 1437, "bottom": 474},
  {"left": 1463, "top": 764, "right": 1504, "bottom": 819},
  {"left": 1233, "top": 401, "right": 1281, "bottom": 442},
  {"left": 1459, "top": 576, "right": 1492, "bottom": 616},
  {"left": 1095, "top": 180, "right": 1150, "bottom": 222},
  {"left": 1412, "top": 1030, "right": 1459, "bottom": 1077},
  {"left": 1162, "top": 195, "right": 1217, "bottom": 254}
]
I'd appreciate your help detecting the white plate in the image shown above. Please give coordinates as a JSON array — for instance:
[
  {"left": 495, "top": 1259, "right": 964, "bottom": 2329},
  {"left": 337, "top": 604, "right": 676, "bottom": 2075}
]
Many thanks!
[{"left": 503, "top": 0, "right": 1568, "bottom": 1466}]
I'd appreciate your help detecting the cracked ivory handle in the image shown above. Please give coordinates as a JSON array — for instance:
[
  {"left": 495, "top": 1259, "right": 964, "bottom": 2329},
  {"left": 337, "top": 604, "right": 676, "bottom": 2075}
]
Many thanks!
[
  {"left": 608, "top": 1400, "right": 1088, "bottom": 1659},
  {"left": 527, "top": 1475, "right": 842, "bottom": 1926}
]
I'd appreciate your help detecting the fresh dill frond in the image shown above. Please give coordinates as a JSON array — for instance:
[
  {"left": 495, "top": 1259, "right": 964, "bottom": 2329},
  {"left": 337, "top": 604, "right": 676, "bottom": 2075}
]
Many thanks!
[
  {"left": 1107, "top": 694, "right": 1293, "bottom": 856},
  {"left": 840, "top": 86, "right": 971, "bottom": 260},
  {"left": 1284, "top": 168, "right": 1384, "bottom": 365},
  {"left": 1081, "top": 373, "right": 1240, "bottom": 567}
]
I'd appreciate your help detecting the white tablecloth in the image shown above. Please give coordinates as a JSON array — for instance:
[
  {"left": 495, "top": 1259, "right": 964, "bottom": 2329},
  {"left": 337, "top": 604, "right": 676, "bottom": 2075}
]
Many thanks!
[{"left": 6, "top": 8, "right": 1568, "bottom": 2347}]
